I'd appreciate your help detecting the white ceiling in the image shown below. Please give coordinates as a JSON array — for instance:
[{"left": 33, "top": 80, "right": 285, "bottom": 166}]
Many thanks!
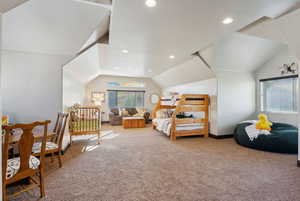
[
  {"left": 64, "top": 45, "right": 101, "bottom": 84},
  {"left": 0, "top": 0, "right": 29, "bottom": 13},
  {"left": 108, "top": 0, "right": 300, "bottom": 77},
  {"left": 3, "top": 0, "right": 300, "bottom": 85},
  {"left": 205, "top": 33, "right": 286, "bottom": 73},
  {"left": 242, "top": 8, "right": 300, "bottom": 60},
  {"left": 153, "top": 57, "right": 215, "bottom": 89},
  {"left": 2, "top": 0, "right": 110, "bottom": 55}
]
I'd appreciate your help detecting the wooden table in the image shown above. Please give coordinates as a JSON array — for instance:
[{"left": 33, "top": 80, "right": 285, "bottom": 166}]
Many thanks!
[{"left": 123, "top": 117, "right": 145, "bottom": 129}]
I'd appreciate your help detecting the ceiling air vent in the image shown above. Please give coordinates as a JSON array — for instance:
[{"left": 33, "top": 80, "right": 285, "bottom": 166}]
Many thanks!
[{"left": 191, "top": 51, "right": 212, "bottom": 70}]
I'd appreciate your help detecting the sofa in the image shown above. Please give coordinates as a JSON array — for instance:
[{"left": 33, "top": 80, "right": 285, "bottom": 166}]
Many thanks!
[{"left": 109, "top": 108, "right": 150, "bottom": 126}]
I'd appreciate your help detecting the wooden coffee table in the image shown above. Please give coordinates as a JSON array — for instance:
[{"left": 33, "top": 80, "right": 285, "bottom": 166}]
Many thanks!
[{"left": 123, "top": 117, "right": 145, "bottom": 129}]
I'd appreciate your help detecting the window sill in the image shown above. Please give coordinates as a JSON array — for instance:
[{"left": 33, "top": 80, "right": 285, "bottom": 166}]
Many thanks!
[{"left": 262, "top": 111, "right": 298, "bottom": 115}]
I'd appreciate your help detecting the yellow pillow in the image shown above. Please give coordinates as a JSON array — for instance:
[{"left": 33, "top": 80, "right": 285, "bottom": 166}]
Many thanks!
[
  {"left": 136, "top": 108, "right": 146, "bottom": 115},
  {"left": 121, "top": 108, "right": 129, "bottom": 117}
]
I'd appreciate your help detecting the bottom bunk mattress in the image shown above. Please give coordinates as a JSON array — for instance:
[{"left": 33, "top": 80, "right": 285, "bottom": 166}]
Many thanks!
[
  {"left": 153, "top": 118, "right": 204, "bottom": 136},
  {"left": 234, "top": 122, "right": 298, "bottom": 154}
]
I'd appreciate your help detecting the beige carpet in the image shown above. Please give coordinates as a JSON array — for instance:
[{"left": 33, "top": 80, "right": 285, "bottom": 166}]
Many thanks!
[{"left": 10, "top": 125, "right": 300, "bottom": 201}]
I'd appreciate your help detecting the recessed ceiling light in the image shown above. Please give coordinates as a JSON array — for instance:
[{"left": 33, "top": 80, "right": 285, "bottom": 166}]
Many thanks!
[
  {"left": 145, "top": 0, "right": 157, "bottom": 7},
  {"left": 169, "top": 55, "right": 175, "bottom": 59},
  {"left": 148, "top": 69, "right": 153, "bottom": 73},
  {"left": 122, "top": 49, "right": 129, "bottom": 53},
  {"left": 222, "top": 17, "right": 234, "bottom": 25}
]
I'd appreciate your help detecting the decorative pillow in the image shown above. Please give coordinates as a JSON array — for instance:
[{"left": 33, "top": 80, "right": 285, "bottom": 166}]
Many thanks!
[
  {"left": 136, "top": 108, "right": 146, "bottom": 115},
  {"left": 156, "top": 109, "right": 172, "bottom": 118},
  {"left": 111, "top": 108, "right": 119, "bottom": 115},
  {"left": 156, "top": 110, "right": 164, "bottom": 118},
  {"left": 121, "top": 108, "right": 129, "bottom": 117},
  {"left": 127, "top": 108, "right": 138, "bottom": 116}
]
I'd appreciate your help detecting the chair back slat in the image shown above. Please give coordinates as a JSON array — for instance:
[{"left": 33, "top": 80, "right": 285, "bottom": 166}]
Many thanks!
[
  {"left": 2, "top": 121, "right": 50, "bottom": 181},
  {"left": 53, "top": 114, "right": 61, "bottom": 133},
  {"left": 53, "top": 113, "right": 69, "bottom": 150},
  {"left": 19, "top": 127, "right": 35, "bottom": 171}
]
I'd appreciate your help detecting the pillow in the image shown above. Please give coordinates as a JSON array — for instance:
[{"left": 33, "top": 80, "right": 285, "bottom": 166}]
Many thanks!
[
  {"left": 121, "top": 108, "right": 129, "bottom": 117},
  {"left": 136, "top": 108, "right": 146, "bottom": 115},
  {"left": 156, "top": 110, "right": 165, "bottom": 118},
  {"left": 111, "top": 108, "right": 119, "bottom": 115},
  {"left": 127, "top": 108, "right": 138, "bottom": 116},
  {"left": 156, "top": 109, "right": 173, "bottom": 119}
]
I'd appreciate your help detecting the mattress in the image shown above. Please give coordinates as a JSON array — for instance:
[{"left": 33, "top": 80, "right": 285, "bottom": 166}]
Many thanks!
[
  {"left": 176, "top": 124, "right": 204, "bottom": 131},
  {"left": 153, "top": 118, "right": 205, "bottom": 136}
]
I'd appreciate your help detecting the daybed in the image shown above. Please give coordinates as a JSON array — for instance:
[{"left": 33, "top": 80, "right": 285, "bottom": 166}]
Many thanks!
[{"left": 234, "top": 122, "right": 298, "bottom": 154}]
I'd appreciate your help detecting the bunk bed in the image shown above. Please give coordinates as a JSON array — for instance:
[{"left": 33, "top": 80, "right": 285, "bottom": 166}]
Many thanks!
[{"left": 152, "top": 94, "right": 210, "bottom": 140}]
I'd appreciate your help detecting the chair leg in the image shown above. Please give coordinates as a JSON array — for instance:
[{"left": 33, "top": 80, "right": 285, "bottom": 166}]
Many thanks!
[
  {"left": 69, "top": 134, "right": 72, "bottom": 145},
  {"left": 58, "top": 152, "right": 63, "bottom": 168},
  {"left": 97, "top": 132, "right": 101, "bottom": 145},
  {"left": 3, "top": 184, "right": 7, "bottom": 201},
  {"left": 50, "top": 152, "right": 55, "bottom": 163},
  {"left": 39, "top": 170, "right": 45, "bottom": 198}
]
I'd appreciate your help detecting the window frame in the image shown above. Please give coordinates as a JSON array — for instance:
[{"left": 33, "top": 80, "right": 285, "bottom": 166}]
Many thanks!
[
  {"left": 259, "top": 75, "right": 299, "bottom": 113},
  {"left": 107, "top": 90, "right": 146, "bottom": 109}
]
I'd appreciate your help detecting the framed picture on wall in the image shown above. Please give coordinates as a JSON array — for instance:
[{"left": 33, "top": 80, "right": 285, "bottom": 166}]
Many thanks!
[{"left": 92, "top": 92, "right": 105, "bottom": 106}]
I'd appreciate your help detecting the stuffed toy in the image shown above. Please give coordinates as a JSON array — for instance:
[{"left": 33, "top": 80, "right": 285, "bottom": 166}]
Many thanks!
[
  {"left": 1, "top": 116, "right": 9, "bottom": 125},
  {"left": 256, "top": 113, "right": 272, "bottom": 131}
]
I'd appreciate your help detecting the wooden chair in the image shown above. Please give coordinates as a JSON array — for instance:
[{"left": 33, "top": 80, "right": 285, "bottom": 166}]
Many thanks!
[
  {"left": 32, "top": 113, "right": 69, "bottom": 168},
  {"left": 2, "top": 121, "right": 51, "bottom": 201}
]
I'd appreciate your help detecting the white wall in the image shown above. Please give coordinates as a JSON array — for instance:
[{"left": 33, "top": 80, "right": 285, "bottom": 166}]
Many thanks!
[
  {"left": 85, "top": 75, "right": 162, "bottom": 121},
  {"left": 162, "top": 78, "right": 218, "bottom": 135},
  {"left": 0, "top": 12, "right": 3, "bottom": 200},
  {"left": 241, "top": 10, "right": 300, "bottom": 162},
  {"left": 63, "top": 70, "right": 85, "bottom": 110},
  {"left": 1, "top": 50, "right": 69, "bottom": 129},
  {"left": 255, "top": 46, "right": 299, "bottom": 126},
  {"left": 216, "top": 71, "right": 256, "bottom": 135},
  {"left": 163, "top": 78, "right": 217, "bottom": 96}
]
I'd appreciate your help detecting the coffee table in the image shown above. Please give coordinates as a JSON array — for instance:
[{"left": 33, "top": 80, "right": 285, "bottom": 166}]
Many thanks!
[{"left": 123, "top": 117, "right": 145, "bottom": 129}]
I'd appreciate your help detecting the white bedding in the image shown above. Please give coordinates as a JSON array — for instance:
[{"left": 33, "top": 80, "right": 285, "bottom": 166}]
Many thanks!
[{"left": 153, "top": 118, "right": 204, "bottom": 136}]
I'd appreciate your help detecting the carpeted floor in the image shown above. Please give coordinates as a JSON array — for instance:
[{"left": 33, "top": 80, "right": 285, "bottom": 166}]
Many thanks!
[{"left": 10, "top": 124, "right": 300, "bottom": 201}]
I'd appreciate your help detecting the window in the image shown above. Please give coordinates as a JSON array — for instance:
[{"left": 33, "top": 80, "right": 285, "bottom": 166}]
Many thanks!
[
  {"left": 106, "top": 81, "right": 145, "bottom": 88},
  {"left": 260, "top": 75, "right": 298, "bottom": 113},
  {"left": 108, "top": 90, "right": 145, "bottom": 109}
]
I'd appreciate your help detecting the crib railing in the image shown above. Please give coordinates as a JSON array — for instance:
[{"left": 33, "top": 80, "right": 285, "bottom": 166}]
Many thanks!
[{"left": 69, "top": 106, "right": 101, "bottom": 144}]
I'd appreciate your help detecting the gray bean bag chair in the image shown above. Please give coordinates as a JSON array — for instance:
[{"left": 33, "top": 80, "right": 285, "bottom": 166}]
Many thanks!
[{"left": 234, "top": 122, "right": 298, "bottom": 154}]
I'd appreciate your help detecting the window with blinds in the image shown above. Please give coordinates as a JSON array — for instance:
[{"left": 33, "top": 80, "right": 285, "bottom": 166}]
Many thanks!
[
  {"left": 108, "top": 90, "right": 145, "bottom": 109},
  {"left": 260, "top": 75, "right": 298, "bottom": 113}
]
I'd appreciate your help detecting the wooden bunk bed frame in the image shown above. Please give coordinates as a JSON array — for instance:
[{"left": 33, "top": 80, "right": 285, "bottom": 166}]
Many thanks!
[{"left": 152, "top": 94, "right": 210, "bottom": 140}]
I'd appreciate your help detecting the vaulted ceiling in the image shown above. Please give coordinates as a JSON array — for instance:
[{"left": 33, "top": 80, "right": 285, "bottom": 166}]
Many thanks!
[
  {"left": 2, "top": 0, "right": 300, "bottom": 85},
  {"left": 0, "top": 0, "right": 29, "bottom": 13},
  {"left": 203, "top": 33, "right": 286, "bottom": 73},
  {"left": 2, "top": 0, "right": 110, "bottom": 56},
  {"left": 108, "top": 0, "right": 300, "bottom": 76}
]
